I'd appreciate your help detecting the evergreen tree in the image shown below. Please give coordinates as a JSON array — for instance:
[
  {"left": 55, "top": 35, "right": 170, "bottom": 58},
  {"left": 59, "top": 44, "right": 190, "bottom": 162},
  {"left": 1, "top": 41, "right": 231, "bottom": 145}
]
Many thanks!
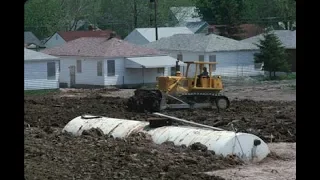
[{"left": 254, "top": 30, "right": 290, "bottom": 79}]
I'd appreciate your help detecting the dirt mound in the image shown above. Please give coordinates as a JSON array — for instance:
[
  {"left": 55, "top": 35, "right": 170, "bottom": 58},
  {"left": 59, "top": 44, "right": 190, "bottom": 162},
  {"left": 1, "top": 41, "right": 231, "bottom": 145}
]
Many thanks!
[
  {"left": 25, "top": 127, "right": 241, "bottom": 180},
  {"left": 24, "top": 95, "right": 296, "bottom": 143},
  {"left": 163, "top": 100, "right": 296, "bottom": 143},
  {"left": 127, "top": 89, "right": 162, "bottom": 113},
  {"left": 24, "top": 95, "right": 136, "bottom": 128}
]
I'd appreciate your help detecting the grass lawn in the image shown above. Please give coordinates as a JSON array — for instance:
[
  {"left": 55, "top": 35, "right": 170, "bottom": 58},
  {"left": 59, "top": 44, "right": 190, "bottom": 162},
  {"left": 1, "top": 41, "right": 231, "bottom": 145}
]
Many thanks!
[{"left": 24, "top": 89, "right": 59, "bottom": 96}]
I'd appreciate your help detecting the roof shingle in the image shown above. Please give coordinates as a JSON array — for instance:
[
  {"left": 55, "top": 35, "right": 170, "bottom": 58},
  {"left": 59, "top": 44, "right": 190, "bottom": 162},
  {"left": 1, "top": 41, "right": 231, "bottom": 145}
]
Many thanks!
[
  {"left": 130, "top": 27, "right": 194, "bottom": 43},
  {"left": 143, "top": 33, "right": 259, "bottom": 52},
  {"left": 24, "top": 48, "right": 59, "bottom": 61},
  {"left": 241, "top": 30, "right": 296, "bottom": 49},
  {"left": 24, "top": 31, "right": 45, "bottom": 47},
  {"left": 41, "top": 37, "right": 163, "bottom": 58},
  {"left": 57, "top": 30, "right": 121, "bottom": 42}
]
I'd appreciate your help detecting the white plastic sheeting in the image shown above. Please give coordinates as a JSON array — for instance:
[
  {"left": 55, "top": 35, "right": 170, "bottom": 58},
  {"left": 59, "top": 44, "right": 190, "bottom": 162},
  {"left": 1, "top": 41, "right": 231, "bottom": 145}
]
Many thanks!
[{"left": 63, "top": 116, "right": 270, "bottom": 162}]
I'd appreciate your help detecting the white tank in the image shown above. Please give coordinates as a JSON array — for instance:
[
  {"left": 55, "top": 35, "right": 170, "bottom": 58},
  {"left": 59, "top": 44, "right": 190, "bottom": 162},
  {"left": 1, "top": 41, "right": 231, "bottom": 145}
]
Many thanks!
[{"left": 63, "top": 116, "right": 270, "bottom": 162}]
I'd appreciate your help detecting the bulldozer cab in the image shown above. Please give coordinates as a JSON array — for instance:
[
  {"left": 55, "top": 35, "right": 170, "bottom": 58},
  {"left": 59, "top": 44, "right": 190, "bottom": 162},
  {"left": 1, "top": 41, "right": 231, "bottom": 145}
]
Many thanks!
[
  {"left": 156, "top": 61, "right": 224, "bottom": 94},
  {"left": 184, "top": 61, "right": 223, "bottom": 93}
]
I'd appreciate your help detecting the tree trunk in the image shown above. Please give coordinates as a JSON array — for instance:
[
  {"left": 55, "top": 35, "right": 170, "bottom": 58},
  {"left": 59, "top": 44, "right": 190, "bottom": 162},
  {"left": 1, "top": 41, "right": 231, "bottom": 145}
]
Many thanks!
[{"left": 269, "top": 71, "right": 272, "bottom": 79}]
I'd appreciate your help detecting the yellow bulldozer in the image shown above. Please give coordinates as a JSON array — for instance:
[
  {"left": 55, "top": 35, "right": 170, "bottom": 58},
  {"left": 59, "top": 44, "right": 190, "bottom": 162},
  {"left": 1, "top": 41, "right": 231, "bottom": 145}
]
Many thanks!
[{"left": 127, "top": 60, "right": 230, "bottom": 113}]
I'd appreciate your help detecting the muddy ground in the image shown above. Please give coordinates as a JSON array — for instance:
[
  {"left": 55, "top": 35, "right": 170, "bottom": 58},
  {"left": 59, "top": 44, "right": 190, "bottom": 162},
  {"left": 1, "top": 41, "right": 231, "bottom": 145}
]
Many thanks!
[
  {"left": 24, "top": 80, "right": 296, "bottom": 180},
  {"left": 24, "top": 96, "right": 296, "bottom": 143},
  {"left": 25, "top": 127, "right": 242, "bottom": 180}
]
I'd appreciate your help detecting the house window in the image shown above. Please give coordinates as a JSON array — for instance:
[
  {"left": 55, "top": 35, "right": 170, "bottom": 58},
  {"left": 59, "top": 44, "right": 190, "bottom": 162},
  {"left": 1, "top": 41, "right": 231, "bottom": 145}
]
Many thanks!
[
  {"left": 77, "top": 60, "right": 82, "bottom": 73},
  {"left": 47, "top": 62, "right": 56, "bottom": 80},
  {"left": 209, "top": 55, "right": 217, "bottom": 70},
  {"left": 199, "top": 55, "right": 204, "bottom": 62},
  {"left": 177, "top": 54, "right": 183, "bottom": 61},
  {"left": 107, "top": 60, "right": 115, "bottom": 76},
  {"left": 97, "top": 61, "right": 103, "bottom": 76},
  {"left": 171, "top": 67, "right": 176, "bottom": 76}
]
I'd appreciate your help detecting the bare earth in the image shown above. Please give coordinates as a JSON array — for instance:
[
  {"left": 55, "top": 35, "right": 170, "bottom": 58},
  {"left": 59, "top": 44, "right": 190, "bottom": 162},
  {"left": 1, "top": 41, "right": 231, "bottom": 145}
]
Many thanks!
[
  {"left": 59, "top": 79, "right": 296, "bottom": 102},
  {"left": 205, "top": 143, "right": 296, "bottom": 180},
  {"left": 89, "top": 79, "right": 296, "bottom": 180},
  {"left": 27, "top": 79, "right": 296, "bottom": 179},
  {"left": 100, "top": 80, "right": 296, "bottom": 180}
]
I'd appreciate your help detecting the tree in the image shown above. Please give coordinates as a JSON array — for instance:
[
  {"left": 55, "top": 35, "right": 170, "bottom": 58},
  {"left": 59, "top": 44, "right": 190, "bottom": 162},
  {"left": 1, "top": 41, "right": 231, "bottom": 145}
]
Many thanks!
[
  {"left": 254, "top": 30, "right": 290, "bottom": 79},
  {"left": 24, "top": 0, "right": 64, "bottom": 38},
  {"left": 24, "top": 0, "right": 195, "bottom": 39},
  {"left": 242, "top": 0, "right": 296, "bottom": 30},
  {"left": 194, "top": 0, "right": 245, "bottom": 40},
  {"left": 24, "top": 0, "right": 100, "bottom": 39}
]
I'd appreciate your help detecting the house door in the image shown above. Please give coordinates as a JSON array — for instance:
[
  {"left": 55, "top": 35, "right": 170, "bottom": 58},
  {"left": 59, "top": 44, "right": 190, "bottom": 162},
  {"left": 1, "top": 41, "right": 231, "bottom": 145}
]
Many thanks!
[{"left": 69, "top": 66, "right": 76, "bottom": 88}]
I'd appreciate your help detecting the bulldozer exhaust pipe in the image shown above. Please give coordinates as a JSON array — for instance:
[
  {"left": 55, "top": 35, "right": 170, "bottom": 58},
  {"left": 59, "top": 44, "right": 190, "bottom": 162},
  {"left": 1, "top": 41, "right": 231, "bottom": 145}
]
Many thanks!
[
  {"left": 176, "top": 60, "right": 180, "bottom": 71},
  {"left": 175, "top": 60, "right": 181, "bottom": 76}
]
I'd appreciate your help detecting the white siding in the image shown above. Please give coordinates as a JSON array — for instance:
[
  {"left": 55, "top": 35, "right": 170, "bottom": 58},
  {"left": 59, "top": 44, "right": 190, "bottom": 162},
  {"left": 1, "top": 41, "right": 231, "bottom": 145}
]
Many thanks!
[
  {"left": 124, "top": 30, "right": 150, "bottom": 45},
  {"left": 45, "top": 33, "right": 66, "bottom": 48},
  {"left": 213, "top": 51, "right": 263, "bottom": 77},
  {"left": 104, "top": 58, "right": 125, "bottom": 86},
  {"left": 124, "top": 68, "right": 164, "bottom": 84},
  {"left": 58, "top": 57, "right": 178, "bottom": 87},
  {"left": 59, "top": 58, "right": 105, "bottom": 87},
  {"left": 104, "top": 58, "right": 171, "bottom": 86},
  {"left": 165, "top": 50, "right": 263, "bottom": 77},
  {"left": 24, "top": 60, "right": 60, "bottom": 90},
  {"left": 103, "top": 58, "right": 167, "bottom": 85}
]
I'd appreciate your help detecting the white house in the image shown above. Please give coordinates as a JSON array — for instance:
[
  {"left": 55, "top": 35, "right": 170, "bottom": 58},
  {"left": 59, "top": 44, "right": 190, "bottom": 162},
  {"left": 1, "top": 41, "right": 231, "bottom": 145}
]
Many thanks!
[
  {"left": 24, "top": 31, "right": 46, "bottom": 51},
  {"left": 24, "top": 48, "right": 60, "bottom": 90},
  {"left": 169, "top": 6, "right": 209, "bottom": 33},
  {"left": 124, "top": 27, "right": 193, "bottom": 45},
  {"left": 44, "top": 30, "right": 119, "bottom": 49},
  {"left": 241, "top": 30, "right": 296, "bottom": 73},
  {"left": 41, "top": 37, "right": 182, "bottom": 88},
  {"left": 144, "top": 32, "right": 263, "bottom": 77}
]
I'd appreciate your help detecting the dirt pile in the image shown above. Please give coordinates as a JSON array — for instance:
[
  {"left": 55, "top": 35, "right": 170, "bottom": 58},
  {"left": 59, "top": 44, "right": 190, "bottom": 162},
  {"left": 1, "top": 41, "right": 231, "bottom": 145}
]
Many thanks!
[
  {"left": 24, "top": 95, "right": 296, "bottom": 143},
  {"left": 163, "top": 99, "right": 296, "bottom": 143},
  {"left": 24, "top": 95, "right": 133, "bottom": 128},
  {"left": 127, "top": 89, "right": 162, "bottom": 113},
  {"left": 25, "top": 127, "right": 241, "bottom": 180}
]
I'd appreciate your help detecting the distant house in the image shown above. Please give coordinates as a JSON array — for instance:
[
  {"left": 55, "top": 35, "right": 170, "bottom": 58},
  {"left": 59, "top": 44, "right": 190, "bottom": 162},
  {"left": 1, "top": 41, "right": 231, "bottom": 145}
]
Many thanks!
[
  {"left": 24, "top": 48, "right": 60, "bottom": 90},
  {"left": 241, "top": 30, "right": 296, "bottom": 72},
  {"left": 67, "top": 20, "right": 100, "bottom": 31},
  {"left": 44, "top": 30, "right": 120, "bottom": 49},
  {"left": 144, "top": 31, "right": 262, "bottom": 77},
  {"left": 169, "top": 6, "right": 209, "bottom": 33},
  {"left": 24, "top": 31, "right": 46, "bottom": 51},
  {"left": 124, "top": 27, "right": 193, "bottom": 45},
  {"left": 41, "top": 37, "right": 182, "bottom": 88},
  {"left": 208, "top": 24, "right": 265, "bottom": 40}
]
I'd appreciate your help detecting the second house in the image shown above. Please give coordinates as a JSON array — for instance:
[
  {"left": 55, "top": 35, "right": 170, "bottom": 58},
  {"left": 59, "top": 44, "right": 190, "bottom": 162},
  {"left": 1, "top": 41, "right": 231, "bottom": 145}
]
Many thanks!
[{"left": 41, "top": 34, "right": 182, "bottom": 88}]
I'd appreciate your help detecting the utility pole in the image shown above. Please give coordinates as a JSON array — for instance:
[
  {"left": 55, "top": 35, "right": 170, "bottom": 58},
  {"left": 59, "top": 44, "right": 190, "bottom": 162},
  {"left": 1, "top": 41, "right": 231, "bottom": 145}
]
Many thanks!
[
  {"left": 154, "top": 0, "right": 158, "bottom": 40},
  {"left": 133, "top": 0, "right": 138, "bottom": 28},
  {"left": 150, "top": 0, "right": 158, "bottom": 40}
]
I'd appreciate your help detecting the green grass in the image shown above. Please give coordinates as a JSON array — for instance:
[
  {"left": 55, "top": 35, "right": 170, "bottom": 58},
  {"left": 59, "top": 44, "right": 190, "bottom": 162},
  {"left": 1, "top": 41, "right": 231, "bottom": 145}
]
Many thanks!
[
  {"left": 287, "top": 84, "right": 296, "bottom": 90},
  {"left": 24, "top": 89, "right": 59, "bottom": 96},
  {"left": 262, "top": 73, "right": 296, "bottom": 81}
]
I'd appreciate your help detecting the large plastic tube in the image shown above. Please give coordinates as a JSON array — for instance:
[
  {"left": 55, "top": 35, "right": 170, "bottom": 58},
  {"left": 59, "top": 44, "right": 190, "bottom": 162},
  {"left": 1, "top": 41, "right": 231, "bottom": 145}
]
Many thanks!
[{"left": 63, "top": 116, "right": 270, "bottom": 162}]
